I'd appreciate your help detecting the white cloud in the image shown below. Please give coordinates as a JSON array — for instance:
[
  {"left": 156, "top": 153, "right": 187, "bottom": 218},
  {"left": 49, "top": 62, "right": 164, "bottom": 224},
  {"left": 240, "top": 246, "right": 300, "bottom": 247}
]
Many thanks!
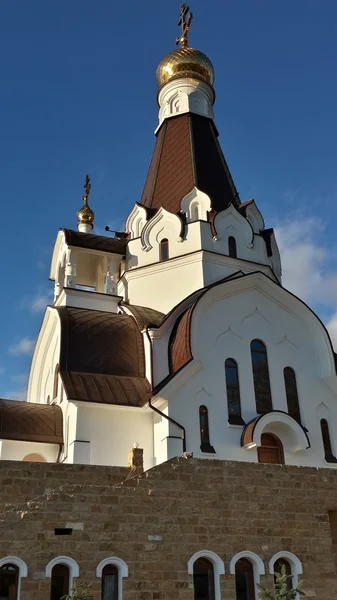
[
  {"left": 9, "top": 338, "right": 35, "bottom": 356},
  {"left": 275, "top": 216, "right": 337, "bottom": 350}
]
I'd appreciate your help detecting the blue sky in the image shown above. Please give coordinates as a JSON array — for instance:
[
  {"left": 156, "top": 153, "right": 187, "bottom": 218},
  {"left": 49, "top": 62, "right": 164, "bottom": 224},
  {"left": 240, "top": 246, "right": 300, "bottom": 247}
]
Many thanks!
[{"left": 0, "top": 0, "right": 336, "bottom": 398}]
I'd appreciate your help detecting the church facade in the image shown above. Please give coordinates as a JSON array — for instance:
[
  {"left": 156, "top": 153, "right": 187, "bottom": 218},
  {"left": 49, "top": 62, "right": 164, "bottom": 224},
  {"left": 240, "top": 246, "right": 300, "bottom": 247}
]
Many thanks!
[{"left": 1, "top": 5, "right": 337, "bottom": 600}]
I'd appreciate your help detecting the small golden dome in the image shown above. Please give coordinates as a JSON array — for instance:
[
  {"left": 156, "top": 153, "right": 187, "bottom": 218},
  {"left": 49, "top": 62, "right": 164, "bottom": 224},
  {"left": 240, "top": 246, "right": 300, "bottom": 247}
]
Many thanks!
[
  {"left": 77, "top": 202, "right": 94, "bottom": 225},
  {"left": 156, "top": 46, "right": 215, "bottom": 89}
]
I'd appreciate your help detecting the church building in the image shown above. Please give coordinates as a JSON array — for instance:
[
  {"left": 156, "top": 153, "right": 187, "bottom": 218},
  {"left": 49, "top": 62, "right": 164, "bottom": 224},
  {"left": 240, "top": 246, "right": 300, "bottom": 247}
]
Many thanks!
[{"left": 1, "top": 5, "right": 337, "bottom": 600}]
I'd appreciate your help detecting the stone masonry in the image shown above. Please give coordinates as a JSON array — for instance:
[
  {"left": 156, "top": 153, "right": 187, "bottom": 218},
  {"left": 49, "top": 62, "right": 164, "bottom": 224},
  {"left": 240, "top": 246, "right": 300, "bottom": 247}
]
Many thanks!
[{"left": 0, "top": 457, "right": 337, "bottom": 599}]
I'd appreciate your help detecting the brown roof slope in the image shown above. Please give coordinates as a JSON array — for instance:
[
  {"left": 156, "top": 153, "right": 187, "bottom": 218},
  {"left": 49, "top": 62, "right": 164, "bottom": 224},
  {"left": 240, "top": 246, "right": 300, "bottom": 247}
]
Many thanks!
[
  {"left": 56, "top": 307, "right": 151, "bottom": 406},
  {"left": 61, "top": 229, "right": 127, "bottom": 254},
  {"left": 121, "top": 304, "right": 165, "bottom": 329},
  {"left": 0, "top": 399, "right": 63, "bottom": 444},
  {"left": 169, "top": 305, "right": 194, "bottom": 375},
  {"left": 140, "top": 113, "right": 239, "bottom": 214}
]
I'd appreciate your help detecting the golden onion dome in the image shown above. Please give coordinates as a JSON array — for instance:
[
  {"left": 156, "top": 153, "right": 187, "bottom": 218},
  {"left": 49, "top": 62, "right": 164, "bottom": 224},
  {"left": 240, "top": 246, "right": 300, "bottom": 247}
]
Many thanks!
[
  {"left": 156, "top": 46, "right": 215, "bottom": 89},
  {"left": 77, "top": 202, "right": 94, "bottom": 225}
]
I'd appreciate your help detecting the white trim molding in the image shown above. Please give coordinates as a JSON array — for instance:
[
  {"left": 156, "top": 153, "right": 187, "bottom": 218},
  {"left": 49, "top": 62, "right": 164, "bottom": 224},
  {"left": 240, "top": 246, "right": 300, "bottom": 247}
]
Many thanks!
[
  {"left": 0, "top": 556, "right": 28, "bottom": 599},
  {"left": 45, "top": 556, "right": 79, "bottom": 594},
  {"left": 269, "top": 551, "right": 303, "bottom": 589},
  {"left": 96, "top": 557, "right": 128, "bottom": 600},
  {"left": 188, "top": 550, "right": 225, "bottom": 600},
  {"left": 230, "top": 551, "right": 265, "bottom": 599}
]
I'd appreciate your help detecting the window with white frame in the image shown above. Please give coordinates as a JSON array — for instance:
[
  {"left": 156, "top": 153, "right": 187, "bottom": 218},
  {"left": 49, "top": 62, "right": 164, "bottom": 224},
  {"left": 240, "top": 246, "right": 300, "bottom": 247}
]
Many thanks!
[
  {"left": 45, "top": 556, "right": 79, "bottom": 600},
  {"left": 96, "top": 557, "right": 128, "bottom": 600},
  {"left": 230, "top": 551, "right": 265, "bottom": 600},
  {"left": 188, "top": 551, "right": 224, "bottom": 600},
  {"left": 268, "top": 552, "right": 303, "bottom": 593},
  {"left": 0, "top": 557, "right": 28, "bottom": 600}
]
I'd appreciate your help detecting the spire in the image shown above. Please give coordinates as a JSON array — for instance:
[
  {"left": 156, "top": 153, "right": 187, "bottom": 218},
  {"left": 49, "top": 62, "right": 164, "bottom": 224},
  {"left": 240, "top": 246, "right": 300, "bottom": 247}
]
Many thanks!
[
  {"left": 140, "top": 7, "right": 240, "bottom": 215},
  {"left": 77, "top": 174, "right": 94, "bottom": 233}
]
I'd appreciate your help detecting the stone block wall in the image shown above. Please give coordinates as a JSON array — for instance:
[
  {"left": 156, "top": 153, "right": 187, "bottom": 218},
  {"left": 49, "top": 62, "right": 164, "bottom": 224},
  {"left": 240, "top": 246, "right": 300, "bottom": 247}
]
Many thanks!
[{"left": 0, "top": 457, "right": 336, "bottom": 599}]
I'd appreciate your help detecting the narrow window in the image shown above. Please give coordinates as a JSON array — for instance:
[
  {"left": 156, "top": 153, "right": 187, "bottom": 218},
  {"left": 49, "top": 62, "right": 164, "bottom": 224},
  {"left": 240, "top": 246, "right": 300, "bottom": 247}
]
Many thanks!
[
  {"left": 102, "top": 564, "right": 118, "bottom": 600},
  {"left": 257, "top": 433, "right": 284, "bottom": 465},
  {"left": 283, "top": 367, "right": 301, "bottom": 423},
  {"left": 321, "top": 419, "right": 337, "bottom": 462},
  {"left": 228, "top": 236, "right": 237, "bottom": 258},
  {"left": 193, "top": 558, "right": 215, "bottom": 600},
  {"left": 53, "top": 364, "right": 60, "bottom": 399},
  {"left": 250, "top": 340, "right": 272, "bottom": 414},
  {"left": 235, "top": 558, "right": 255, "bottom": 600},
  {"left": 50, "top": 564, "right": 69, "bottom": 600},
  {"left": 160, "top": 239, "right": 169, "bottom": 261},
  {"left": 192, "top": 204, "right": 199, "bottom": 221},
  {"left": 0, "top": 564, "right": 19, "bottom": 600},
  {"left": 225, "top": 358, "right": 242, "bottom": 424},
  {"left": 199, "top": 406, "right": 215, "bottom": 453},
  {"left": 274, "top": 558, "right": 292, "bottom": 591},
  {"left": 328, "top": 511, "right": 337, "bottom": 570}
]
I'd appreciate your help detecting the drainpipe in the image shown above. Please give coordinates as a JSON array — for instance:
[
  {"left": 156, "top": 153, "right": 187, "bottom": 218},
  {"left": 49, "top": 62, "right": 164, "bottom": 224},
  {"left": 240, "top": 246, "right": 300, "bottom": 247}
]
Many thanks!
[
  {"left": 148, "top": 398, "right": 186, "bottom": 453},
  {"left": 56, "top": 443, "right": 63, "bottom": 463}
]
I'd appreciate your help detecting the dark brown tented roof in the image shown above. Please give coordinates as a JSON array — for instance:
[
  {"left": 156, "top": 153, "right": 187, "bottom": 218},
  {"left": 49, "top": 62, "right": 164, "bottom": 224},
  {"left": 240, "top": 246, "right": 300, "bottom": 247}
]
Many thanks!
[
  {"left": 0, "top": 399, "right": 63, "bottom": 444},
  {"left": 61, "top": 229, "right": 127, "bottom": 255},
  {"left": 121, "top": 303, "right": 165, "bottom": 329},
  {"left": 56, "top": 307, "right": 151, "bottom": 406},
  {"left": 140, "top": 113, "right": 239, "bottom": 215}
]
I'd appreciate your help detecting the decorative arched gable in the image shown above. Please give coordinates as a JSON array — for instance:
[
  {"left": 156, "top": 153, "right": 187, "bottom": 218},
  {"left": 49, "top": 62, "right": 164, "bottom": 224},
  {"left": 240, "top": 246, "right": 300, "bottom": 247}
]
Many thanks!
[
  {"left": 140, "top": 207, "right": 183, "bottom": 252},
  {"left": 213, "top": 203, "right": 254, "bottom": 246},
  {"left": 245, "top": 200, "right": 265, "bottom": 233},
  {"left": 125, "top": 203, "right": 148, "bottom": 239},
  {"left": 180, "top": 186, "right": 211, "bottom": 222}
]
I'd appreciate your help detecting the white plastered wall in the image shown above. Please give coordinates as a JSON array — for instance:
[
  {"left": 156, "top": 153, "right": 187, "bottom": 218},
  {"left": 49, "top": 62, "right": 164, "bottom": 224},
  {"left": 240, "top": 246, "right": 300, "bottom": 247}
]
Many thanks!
[
  {"left": 0, "top": 440, "right": 59, "bottom": 462},
  {"left": 27, "top": 308, "right": 61, "bottom": 405},
  {"left": 152, "top": 273, "right": 337, "bottom": 468},
  {"left": 73, "top": 403, "right": 154, "bottom": 470}
]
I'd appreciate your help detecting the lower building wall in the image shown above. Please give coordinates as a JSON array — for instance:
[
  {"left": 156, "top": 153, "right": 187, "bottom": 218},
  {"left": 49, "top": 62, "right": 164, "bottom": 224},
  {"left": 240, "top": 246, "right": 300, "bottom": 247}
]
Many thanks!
[{"left": 0, "top": 458, "right": 336, "bottom": 599}]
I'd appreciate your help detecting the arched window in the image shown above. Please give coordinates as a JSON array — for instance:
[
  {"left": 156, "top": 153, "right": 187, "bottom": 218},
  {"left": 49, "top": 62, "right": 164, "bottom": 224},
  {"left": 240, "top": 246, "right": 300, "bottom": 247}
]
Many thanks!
[
  {"left": 235, "top": 558, "right": 255, "bottom": 600},
  {"left": 101, "top": 564, "right": 118, "bottom": 600},
  {"left": 228, "top": 236, "right": 237, "bottom": 258},
  {"left": 53, "top": 364, "right": 60, "bottom": 399},
  {"left": 50, "top": 564, "right": 69, "bottom": 600},
  {"left": 160, "top": 239, "right": 169, "bottom": 261},
  {"left": 250, "top": 340, "right": 272, "bottom": 414},
  {"left": 257, "top": 433, "right": 284, "bottom": 465},
  {"left": 192, "top": 204, "right": 199, "bottom": 221},
  {"left": 225, "top": 358, "right": 242, "bottom": 424},
  {"left": 193, "top": 558, "right": 215, "bottom": 600},
  {"left": 274, "top": 558, "right": 292, "bottom": 591},
  {"left": 269, "top": 552, "right": 303, "bottom": 592},
  {"left": 320, "top": 419, "right": 337, "bottom": 462},
  {"left": 46, "top": 557, "right": 79, "bottom": 600},
  {"left": 283, "top": 367, "right": 301, "bottom": 423},
  {"left": 96, "top": 558, "right": 128, "bottom": 600},
  {"left": 0, "top": 564, "right": 19, "bottom": 600},
  {"left": 0, "top": 558, "right": 27, "bottom": 600},
  {"left": 199, "top": 406, "right": 215, "bottom": 453}
]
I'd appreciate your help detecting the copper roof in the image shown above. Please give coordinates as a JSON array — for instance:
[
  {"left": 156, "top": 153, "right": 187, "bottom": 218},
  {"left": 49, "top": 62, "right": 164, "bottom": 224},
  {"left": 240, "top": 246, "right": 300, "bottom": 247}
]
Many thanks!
[
  {"left": 121, "top": 304, "right": 165, "bottom": 329},
  {"left": 0, "top": 399, "right": 63, "bottom": 444},
  {"left": 56, "top": 307, "right": 151, "bottom": 406},
  {"left": 169, "top": 305, "right": 194, "bottom": 374},
  {"left": 61, "top": 229, "right": 127, "bottom": 254},
  {"left": 140, "top": 113, "right": 239, "bottom": 215}
]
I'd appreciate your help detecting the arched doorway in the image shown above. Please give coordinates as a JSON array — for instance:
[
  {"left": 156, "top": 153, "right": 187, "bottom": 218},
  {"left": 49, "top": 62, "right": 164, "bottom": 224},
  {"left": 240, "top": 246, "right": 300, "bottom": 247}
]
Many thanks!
[
  {"left": 0, "top": 564, "right": 19, "bottom": 600},
  {"left": 23, "top": 453, "right": 46, "bottom": 463},
  {"left": 193, "top": 557, "right": 215, "bottom": 600},
  {"left": 257, "top": 433, "right": 284, "bottom": 465}
]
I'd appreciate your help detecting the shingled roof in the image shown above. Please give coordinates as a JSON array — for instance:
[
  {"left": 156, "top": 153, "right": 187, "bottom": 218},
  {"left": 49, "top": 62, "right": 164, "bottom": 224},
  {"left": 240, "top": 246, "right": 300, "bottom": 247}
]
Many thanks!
[
  {"left": 61, "top": 229, "right": 127, "bottom": 255},
  {"left": 56, "top": 307, "right": 151, "bottom": 406},
  {"left": 0, "top": 399, "right": 63, "bottom": 444},
  {"left": 140, "top": 112, "right": 239, "bottom": 215}
]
